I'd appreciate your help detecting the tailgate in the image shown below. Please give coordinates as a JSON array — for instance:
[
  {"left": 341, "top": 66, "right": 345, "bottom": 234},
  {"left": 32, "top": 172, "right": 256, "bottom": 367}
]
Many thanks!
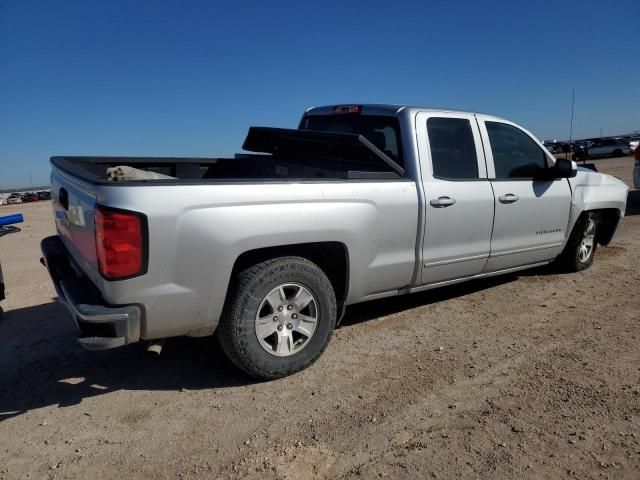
[{"left": 51, "top": 167, "right": 101, "bottom": 281}]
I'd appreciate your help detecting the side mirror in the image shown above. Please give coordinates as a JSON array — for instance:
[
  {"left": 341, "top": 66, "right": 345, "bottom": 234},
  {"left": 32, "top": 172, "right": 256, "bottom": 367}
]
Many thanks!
[{"left": 554, "top": 158, "right": 577, "bottom": 178}]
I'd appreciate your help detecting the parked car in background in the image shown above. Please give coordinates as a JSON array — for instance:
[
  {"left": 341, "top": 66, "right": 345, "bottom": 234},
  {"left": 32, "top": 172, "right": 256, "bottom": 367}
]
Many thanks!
[
  {"left": 37, "top": 191, "right": 52, "bottom": 200},
  {"left": 573, "top": 140, "right": 593, "bottom": 152},
  {"left": 573, "top": 138, "right": 632, "bottom": 160},
  {"left": 629, "top": 137, "right": 640, "bottom": 152},
  {"left": 543, "top": 142, "right": 570, "bottom": 155},
  {"left": 20, "top": 192, "right": 38, "bottom": 202},
  {"left": 6, "top": 193, "right": 22, "bottom": 205}
]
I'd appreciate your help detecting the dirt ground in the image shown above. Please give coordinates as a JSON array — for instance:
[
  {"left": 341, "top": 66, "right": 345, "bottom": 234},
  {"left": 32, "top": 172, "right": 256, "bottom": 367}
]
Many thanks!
[{"left": 1, "top": 157, "right": 639, "bottom": 480}]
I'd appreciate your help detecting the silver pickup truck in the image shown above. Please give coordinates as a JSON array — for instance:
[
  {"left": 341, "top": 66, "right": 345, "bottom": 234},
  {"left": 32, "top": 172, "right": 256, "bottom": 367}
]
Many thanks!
[{"left": 41, "top": 104, "right": 628, "bottom": 379}]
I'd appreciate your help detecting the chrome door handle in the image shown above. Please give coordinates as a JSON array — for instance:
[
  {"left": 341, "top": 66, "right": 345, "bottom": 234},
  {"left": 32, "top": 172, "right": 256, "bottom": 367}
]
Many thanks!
[
  {"left": 430, "top": 196, "right": 456, "bottom": 207},
  {"left": 498, "top": 193, "right": 519, "bottom": 204}
]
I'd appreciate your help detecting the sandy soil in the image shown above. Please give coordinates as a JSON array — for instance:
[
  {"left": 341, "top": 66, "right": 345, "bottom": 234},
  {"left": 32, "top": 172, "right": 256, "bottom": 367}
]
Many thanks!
[{"left": 1, "top": 158, "right": 639, "bottom": 480}]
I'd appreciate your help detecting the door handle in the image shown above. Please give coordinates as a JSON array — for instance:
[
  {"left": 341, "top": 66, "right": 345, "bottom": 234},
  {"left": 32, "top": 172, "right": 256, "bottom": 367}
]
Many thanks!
[
  {"left": 430, "top": 196, "right": 456, "bottom": 208},
  {"left": 498, "top": 193, "right": 519, "bottom": 204}
]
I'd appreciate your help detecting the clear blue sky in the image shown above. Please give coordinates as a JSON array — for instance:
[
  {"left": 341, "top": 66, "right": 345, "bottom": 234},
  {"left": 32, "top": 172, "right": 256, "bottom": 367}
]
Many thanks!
[{"left": 1, "top": 0, "right": 638, "bottom": 188}]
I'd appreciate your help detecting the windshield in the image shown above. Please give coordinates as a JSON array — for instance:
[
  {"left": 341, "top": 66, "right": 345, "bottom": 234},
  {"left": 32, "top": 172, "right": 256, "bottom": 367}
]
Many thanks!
[{"left": 299, "top": 114, "right": 403, "bottom": 167}]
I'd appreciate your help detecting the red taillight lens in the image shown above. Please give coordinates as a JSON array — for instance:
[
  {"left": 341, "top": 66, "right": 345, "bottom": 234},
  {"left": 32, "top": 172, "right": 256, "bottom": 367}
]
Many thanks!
[{"left": 95, "top": 208, "right": 145, "bottom": 279}]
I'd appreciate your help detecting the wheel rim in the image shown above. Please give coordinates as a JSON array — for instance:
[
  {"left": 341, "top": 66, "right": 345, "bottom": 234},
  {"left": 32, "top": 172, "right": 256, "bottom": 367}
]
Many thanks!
[
  {"left": 254, "top": 283, "right": 319, "bottom": 357},
  {"left": 578, "top": 218, "right": 596, "bottom": 263}
]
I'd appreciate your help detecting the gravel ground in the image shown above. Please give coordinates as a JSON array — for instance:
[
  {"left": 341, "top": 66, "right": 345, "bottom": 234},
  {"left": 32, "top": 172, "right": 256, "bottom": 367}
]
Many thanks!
[{"left": 1, "top": 157, "right": 638, "bottom": 479}]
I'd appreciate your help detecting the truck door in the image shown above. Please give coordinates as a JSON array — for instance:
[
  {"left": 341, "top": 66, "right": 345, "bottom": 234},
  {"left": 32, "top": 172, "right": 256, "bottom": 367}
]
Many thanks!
[
  {"left": 477, "top": 117, "right": 572, "bottom": 272},
  {"left": 416, "top": 112, "right": 495, "bottom": 284}
]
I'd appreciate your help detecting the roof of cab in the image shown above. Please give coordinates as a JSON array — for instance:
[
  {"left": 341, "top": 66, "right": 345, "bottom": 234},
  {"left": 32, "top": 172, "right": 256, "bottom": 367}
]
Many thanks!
[{"left": 305, "top": 104, "right": 506, "bottom": 122}]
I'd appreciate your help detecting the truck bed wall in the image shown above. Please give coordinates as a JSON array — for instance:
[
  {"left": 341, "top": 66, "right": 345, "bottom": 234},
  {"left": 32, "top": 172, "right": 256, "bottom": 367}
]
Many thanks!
[
  {"left": 97, "top": 181, "right": 418, "bottom": 339},
  {"left": 52, "top": 155, "right": 401, "bottom": 184}
]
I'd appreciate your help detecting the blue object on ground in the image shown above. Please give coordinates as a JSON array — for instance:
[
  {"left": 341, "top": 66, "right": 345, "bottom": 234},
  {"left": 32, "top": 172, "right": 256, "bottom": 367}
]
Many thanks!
[{"left": 0, "top": 214, "right": 24, "bottom": 227}]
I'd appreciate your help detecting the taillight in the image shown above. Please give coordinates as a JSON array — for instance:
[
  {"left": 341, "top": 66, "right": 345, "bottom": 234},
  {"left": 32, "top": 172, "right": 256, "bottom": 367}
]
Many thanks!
[{"left": 95, "top": 207, "right": 146, "bottom": 279}]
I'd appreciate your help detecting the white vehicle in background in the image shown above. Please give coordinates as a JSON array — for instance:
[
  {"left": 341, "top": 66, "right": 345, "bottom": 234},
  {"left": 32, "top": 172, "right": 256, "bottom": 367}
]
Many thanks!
[
  {"left": 6, "top": 193, "right": 22, "bottom": 205},
  {"left": 629, "top": 137, "right": 639, "bottom": 152},
  {"left": 585, "top": 138, "right": 633, "bottom": 159}
]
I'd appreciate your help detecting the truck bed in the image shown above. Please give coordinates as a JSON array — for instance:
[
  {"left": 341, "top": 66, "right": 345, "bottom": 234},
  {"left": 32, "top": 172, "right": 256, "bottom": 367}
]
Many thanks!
[
  {"left": 51, "top": 127, "right": 405, "bottom": 185},
  {"left": 51, "top": 154, "right": 401, "bottom": 185}
]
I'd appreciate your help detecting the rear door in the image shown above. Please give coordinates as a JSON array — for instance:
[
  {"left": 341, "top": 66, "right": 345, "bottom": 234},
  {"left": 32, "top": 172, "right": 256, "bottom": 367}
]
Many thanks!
[
  {"left": 477, "top": 117, "right": 572, "bottom": 272},
  {"left": 417, "top": 112, "right": 495, "bottom": 284}
]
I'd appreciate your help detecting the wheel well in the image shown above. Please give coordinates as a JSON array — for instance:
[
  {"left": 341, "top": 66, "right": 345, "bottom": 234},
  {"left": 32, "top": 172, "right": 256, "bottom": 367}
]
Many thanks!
[
  {"left": 231, "top": 242, "right": 349, "bottom": 307},
  {"left": 589, "top": 209, "right": 621, "bottom": 246}
]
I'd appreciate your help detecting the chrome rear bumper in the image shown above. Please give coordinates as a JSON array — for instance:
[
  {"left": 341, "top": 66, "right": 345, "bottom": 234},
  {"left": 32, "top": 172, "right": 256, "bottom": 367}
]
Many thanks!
[{"left": 40, "top": 235, "right": 141, "bottom": 350}]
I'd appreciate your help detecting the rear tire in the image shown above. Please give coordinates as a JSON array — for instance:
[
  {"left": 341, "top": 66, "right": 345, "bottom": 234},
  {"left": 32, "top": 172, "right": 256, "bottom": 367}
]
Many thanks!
[
  {"left": 555, "top": 212, "right": 598, "bottom": 272},
  {"left": 217, "top": 256, "right": 337, "bottom": 379},
  {"left": 612, "top": 149, "right": 623, "bottom": 158}
]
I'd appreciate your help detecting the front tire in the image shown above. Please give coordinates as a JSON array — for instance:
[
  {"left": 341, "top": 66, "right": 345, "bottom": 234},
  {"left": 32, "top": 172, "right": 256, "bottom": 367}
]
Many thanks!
[
  {"left": 217, "top": 256, "right": 337, "bottom": 379},
  {"left": 556, "top": 213, "right": 598, "bottom": 272}
]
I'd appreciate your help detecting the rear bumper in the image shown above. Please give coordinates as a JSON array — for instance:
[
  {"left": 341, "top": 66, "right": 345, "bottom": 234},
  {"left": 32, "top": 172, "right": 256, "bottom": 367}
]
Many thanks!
[{"left": 40, "top": 235, "right": 141, "bottom": 350}]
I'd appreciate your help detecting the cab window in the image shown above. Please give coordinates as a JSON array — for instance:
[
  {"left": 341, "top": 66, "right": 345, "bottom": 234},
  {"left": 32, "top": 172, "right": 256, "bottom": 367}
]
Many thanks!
[
  {"left": 486, "top": 122, "right": 547, "bottom": 178},
  {"left": 427, "top": 117, "right": 479, "bottom": 179},
  {"left": 301, "top": 115, "right": 403, "bottom": 167}
]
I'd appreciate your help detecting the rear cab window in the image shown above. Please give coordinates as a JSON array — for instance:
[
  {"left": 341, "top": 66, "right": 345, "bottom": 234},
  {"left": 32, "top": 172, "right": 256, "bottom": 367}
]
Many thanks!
[{"left": 300, "top": 114, "right": 404, "bottom": 168}]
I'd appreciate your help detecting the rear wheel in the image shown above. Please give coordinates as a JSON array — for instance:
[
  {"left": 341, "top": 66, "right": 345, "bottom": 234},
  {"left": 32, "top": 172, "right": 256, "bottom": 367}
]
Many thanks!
[
  {"left": 556, "top": 213, "right": 598, "bottom": 272},
  {"left": 217, "top": 256, "right": 337, "bottom": 379},
  {"left": 612, "top": 149, "right": 623, "bottom": 158}
]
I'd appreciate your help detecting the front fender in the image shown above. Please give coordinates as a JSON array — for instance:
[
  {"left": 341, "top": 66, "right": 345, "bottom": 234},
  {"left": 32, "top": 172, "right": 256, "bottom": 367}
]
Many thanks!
[{"left": 566, "top": 170, "right": 628, "bottom": 240}]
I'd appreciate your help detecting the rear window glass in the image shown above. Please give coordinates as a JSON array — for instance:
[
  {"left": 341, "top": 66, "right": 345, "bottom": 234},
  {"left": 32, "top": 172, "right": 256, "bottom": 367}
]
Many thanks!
[{"left": 300, "top": 115, "right": 403, "bottom": 167}]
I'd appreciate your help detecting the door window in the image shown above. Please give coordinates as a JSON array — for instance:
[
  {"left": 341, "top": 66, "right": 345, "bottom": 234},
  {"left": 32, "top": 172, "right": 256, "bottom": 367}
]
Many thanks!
[
  {"left": 427, "top": 117, "right": 479, "bottom": 179},
  {"left": 486, "top": 122, "right": 547, "bottom": 178}
]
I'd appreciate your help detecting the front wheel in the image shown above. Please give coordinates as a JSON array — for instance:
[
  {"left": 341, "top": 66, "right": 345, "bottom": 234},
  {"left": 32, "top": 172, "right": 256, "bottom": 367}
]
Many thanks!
[
  {"left": 217, "top": 256, "right": 337, "bottom": 379},
  {"left": 555, "top": 213, "right": 598, "bottom": 272}
]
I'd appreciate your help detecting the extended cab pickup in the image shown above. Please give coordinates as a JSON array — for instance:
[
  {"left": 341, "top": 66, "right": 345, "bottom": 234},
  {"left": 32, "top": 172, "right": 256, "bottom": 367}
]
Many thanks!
[{"left": 41, "top": 104, "right": 629, "bottom": 379}]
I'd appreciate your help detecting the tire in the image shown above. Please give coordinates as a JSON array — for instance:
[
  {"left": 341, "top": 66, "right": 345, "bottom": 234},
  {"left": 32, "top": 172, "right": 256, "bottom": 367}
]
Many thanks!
[
  {"left": 612, "top": 149, "right": 622, "bottom": 158},
  {"left": 555, "top": 212, "right": 598, "bottom": 272},
  {"left": 217, "top": 256, "right": 337, "bottom": 379}
]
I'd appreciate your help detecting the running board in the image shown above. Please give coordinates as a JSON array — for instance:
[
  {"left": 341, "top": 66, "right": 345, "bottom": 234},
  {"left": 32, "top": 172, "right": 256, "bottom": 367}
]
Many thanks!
[{"left": 405, "top": 261, "right": 551, "bottom": 295}]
